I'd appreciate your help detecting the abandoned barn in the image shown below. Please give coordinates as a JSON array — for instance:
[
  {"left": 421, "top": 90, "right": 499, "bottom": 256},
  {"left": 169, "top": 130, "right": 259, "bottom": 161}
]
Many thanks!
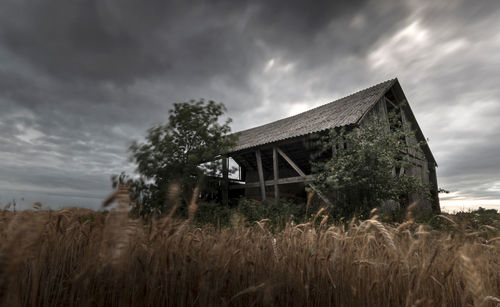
[{"left": 221, "top": 78, "right": 440, "bottom": 212}]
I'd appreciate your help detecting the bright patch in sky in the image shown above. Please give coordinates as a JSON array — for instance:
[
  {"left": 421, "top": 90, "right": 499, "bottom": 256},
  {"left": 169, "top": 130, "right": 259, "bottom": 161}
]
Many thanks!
[
  {"left": 440, "top": 198, "right": 500, "bottom": 213},
  {"left": 369, "top": 21, "right": 429, "bottom": 69},
  {"left": 368, "top": 20, "right": 468, "bottom": 73},
  {"left": 15, "top": 124, "right": 45, "bottom": 144}
]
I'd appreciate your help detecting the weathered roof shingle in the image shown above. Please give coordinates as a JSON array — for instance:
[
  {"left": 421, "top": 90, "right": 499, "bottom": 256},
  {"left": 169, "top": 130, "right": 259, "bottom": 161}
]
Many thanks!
[{"left": 230, "top": 79, "right": 396, "bottom": 152}]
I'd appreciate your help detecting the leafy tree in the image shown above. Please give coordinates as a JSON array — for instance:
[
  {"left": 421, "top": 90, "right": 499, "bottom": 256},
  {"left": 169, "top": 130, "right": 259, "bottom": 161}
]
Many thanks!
[
  {"left": 311, "top": 112, "right": 430, "bottom": 218},
  {"left": 116, "top": 100, "right": 237, "bottom": 216}
]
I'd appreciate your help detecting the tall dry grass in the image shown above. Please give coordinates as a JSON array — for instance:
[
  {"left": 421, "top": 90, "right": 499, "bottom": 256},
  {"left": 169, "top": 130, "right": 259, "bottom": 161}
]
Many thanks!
[{"left": 0, "top": 207, "right": 499, "bottom": 306}]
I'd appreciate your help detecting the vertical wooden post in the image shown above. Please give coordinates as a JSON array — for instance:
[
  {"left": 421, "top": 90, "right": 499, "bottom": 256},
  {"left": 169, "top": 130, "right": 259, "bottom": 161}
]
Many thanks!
[
  {"left": 255, "top": 149, "right": 266, "bottom": 202},
  {"left": 222, "top": 155, "right": 228, "bottom": 206},
  {"left": 429, "top": 163, "right": 440, "bottom": 213},
  {"left": 241, "top": 165, "right": 246, "bottom": 182},
  {"left": 273, "top": 146, "right": 279, "bottom": 205}
]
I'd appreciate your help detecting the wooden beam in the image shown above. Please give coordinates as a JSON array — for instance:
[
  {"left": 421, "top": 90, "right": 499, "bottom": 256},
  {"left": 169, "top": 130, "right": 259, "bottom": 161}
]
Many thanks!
[
  {"left": 255, "top": 149, "right": 266, "bottom": 201},
  {"left": 276, "top": 146, "right": 334, "bottom": 207},
  {"left": 229, "top": 175, "right": 314, "bottom": 190},
  {"left": 276, "top": 147, "right": 306, "bottom": 177},
  {"left": 384, "top": 96, "right": 397, "bottom": 108},
  {"left": 222, "top": 156, "right": 228, "bottom": 206},
  {"left": 273, "top": 147, "right": 279, "bottom": 204}
]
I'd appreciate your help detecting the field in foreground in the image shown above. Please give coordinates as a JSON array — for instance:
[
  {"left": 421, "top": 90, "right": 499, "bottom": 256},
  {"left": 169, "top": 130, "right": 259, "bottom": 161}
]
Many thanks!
[{"left": 1, "top": 208, "right": 500, "bottom": 306}]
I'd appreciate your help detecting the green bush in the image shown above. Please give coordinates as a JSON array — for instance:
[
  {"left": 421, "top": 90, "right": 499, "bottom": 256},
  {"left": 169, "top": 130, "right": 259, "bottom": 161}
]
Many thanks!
[
  {"left": 194, "top": 201, "right": 231, "bottom": 227},
  {"left": 237, "top": 197, "right": 307, "bottom": 227},
  {"left": 311, "top": 111, "right": 431, "bottom": 218}
]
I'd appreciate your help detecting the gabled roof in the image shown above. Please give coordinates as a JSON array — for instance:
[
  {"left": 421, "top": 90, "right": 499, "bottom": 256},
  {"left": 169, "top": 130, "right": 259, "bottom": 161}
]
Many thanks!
[{"left": 230, "top": 79, "right": 397, "bottom": 152}]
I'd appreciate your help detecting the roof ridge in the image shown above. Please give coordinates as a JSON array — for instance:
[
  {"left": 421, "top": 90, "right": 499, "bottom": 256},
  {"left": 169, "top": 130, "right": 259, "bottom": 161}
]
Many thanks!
[
  {"left": 232, "top": 78, "right": 397, "bottom": 135},
  {"left": 334, "top": 78, "right": 397, "bottom": 105}
]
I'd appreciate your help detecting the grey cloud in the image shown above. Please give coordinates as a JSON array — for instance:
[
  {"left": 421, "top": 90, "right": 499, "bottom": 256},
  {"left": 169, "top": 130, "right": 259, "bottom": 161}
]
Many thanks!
[
  {"left": 0, "top": 0, "right": 172, "bottom": 83},
  {"left": 0, "top": 0, "right": 499, "bottom": 209},
  {"left": 0, "top": 0, "right": 396, "bottom": 87}
]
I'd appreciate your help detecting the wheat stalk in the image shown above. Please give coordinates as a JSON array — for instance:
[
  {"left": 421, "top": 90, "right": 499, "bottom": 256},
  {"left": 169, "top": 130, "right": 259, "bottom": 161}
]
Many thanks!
[{"left": 367, "top": 219, "right": 397, "bottom": 252}]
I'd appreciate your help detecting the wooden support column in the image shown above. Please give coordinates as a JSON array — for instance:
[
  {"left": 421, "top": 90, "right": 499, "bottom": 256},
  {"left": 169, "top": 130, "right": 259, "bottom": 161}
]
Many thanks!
[
  {"left": 255, "top": 149, "right": 266, "bottom": 201},
  {"left": 222, "top": 155, "right": 228, "bottom": 206},
  {"left": 273, "top": 147, "right": 279, "bottom": 205},
  {"left": 429, "top": 163, "right": 440, "bottom": 213}
]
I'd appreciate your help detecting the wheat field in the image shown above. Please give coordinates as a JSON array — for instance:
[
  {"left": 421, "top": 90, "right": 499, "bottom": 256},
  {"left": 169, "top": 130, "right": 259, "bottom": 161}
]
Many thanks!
[{"left": 0, "top": 207, "right": 499, "bottom": 306}]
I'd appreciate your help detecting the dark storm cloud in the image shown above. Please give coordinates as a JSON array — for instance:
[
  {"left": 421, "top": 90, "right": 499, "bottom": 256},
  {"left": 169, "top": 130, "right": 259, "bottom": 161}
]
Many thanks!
[
  {"left": 0, "top": 0, "right": 171, "bottom": 83},
  {"left": 0, "top": 0, "right": 362, "bottom": 84},
  {"left": 0, "top": 0, "right": 499, "bottom": 209}
]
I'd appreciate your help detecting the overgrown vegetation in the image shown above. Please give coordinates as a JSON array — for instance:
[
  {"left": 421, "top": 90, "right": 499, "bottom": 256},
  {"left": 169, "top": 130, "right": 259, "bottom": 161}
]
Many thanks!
[
  {"left": 1, "top": 205, "right": 500, "bottom": 306},
  {"left": 116, "top": 99, "right": 437, "bottom": 225},
  {"left": 146, "top": 197, "right": 308, "bottom": 229},
  {"left": 312, "top": 111, "right": 430, "bottom": 218},
  {"left": 114, "top": 99, "right": 237, "bottom": 216}
]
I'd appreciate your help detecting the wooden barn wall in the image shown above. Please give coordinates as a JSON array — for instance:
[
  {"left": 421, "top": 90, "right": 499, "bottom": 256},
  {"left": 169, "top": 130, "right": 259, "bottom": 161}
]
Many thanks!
[
  {"left": 358, "top": 98, "right": 435, "bottom": 209},
  {"left": 242, "top": 146, "right": 309, "bottom": 201},
  {"left": 244, "top": 167, "right": 307, "bottom": 201}
]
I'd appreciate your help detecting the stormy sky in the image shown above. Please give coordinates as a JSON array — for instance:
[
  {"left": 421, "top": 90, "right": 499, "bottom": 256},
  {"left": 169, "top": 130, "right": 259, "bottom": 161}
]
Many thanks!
[{"left": 1, "top": 0, "right": 499, "bottom": 211}]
